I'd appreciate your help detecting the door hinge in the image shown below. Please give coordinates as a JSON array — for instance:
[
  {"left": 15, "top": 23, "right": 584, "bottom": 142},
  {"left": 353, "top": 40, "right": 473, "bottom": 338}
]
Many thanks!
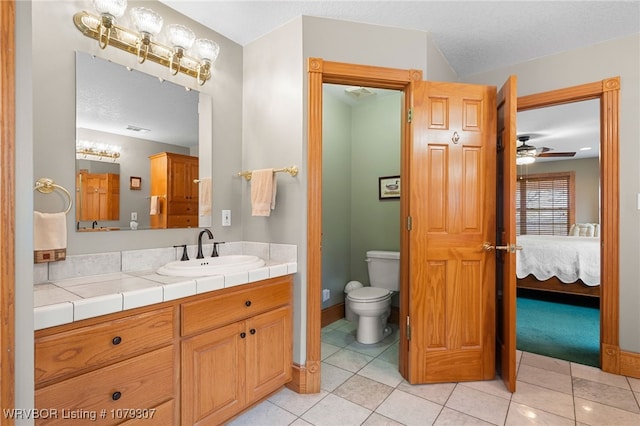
[
  {"left": 407, "top": 108, "right": 412, "bottom": 123},
  {"left": 406, "top": 216, "right": 412, "bottom": 231},
  {"left": 406, "top": 316, "right": 411, "bottom": 340}
]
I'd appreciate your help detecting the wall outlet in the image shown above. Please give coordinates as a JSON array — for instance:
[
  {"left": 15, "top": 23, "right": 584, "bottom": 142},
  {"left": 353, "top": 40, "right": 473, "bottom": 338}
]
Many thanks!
[
  {"left": 130, "top": 212, "right": 137, "bottom": 221},
  {"left": 222, "top": 210, "right": 231, "bottom": 226},
  {"left": 322, "top": 289, "right": 330, "bottom": 302}
]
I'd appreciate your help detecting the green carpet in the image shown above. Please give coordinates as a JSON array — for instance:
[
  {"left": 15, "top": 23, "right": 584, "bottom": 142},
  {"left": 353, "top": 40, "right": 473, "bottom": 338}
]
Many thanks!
[{"left": 516, "top": 295, "right": 600, "bottom": 367}]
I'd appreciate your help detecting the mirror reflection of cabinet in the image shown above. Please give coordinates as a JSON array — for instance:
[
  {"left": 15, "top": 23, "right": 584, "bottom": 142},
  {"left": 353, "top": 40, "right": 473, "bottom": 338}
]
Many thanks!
[
  {"left": 150, "top": 152, "right": 199, "bottom": 229},
  {"left": 76, "top": 171, "right": 120, "bottom": 221}
]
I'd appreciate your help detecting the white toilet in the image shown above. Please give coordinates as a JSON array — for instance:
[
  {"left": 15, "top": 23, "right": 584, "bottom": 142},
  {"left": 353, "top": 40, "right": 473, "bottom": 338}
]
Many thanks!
[{"left": 346, "top": 250, "right": 400, "bottom": 344}]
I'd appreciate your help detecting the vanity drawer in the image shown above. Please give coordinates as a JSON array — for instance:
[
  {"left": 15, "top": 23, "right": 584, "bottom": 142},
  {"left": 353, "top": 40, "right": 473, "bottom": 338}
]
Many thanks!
[
  {"left": 181, "top": 276, "right": 292, "bottom": 336},
  {"left": 119, "top": 399, "right": 174, "bottom": 426},
  {"left": 35, "top": 307, "right": 175, "bottom": 384},
  {"left": 35, "top": 346, "right": 175, "bottom": 426},
  {"left": 167, "top": 201, "right": 197, "bottom": 215},
  {"left": 167, "top": 215, "right": 197, "bottom": 228}
]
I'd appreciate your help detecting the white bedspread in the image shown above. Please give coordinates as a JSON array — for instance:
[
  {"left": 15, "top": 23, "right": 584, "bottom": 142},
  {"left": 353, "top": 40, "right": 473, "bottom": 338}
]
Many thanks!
[{"left": 516, "top": 235, "right": 600, "bottom": 286}]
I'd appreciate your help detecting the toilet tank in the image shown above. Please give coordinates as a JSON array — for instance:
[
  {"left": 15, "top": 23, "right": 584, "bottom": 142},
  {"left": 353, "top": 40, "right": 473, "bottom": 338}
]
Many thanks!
[{"left": 366, "top": 250, "right": 400, "bottom": 291}]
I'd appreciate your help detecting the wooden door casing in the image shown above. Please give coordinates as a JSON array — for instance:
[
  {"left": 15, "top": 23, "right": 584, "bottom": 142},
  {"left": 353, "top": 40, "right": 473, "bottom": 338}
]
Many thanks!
[{"left": 408, "top": 81, "right": 497, "bottom": 383}]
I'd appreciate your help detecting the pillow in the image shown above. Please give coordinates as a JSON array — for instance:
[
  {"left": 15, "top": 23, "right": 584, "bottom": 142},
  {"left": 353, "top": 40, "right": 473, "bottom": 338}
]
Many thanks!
[{"left": 569, "top": 223, "right": 598, "bottom": 237}]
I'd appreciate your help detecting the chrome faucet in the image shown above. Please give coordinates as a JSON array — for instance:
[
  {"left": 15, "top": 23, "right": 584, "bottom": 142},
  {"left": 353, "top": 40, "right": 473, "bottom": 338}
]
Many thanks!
[{"left": 197, "top": 229, "right": 214, "bottom": 259}]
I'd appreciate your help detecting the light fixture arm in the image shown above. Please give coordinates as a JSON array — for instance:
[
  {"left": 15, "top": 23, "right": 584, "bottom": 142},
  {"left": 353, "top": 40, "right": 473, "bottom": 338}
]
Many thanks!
[{"left": 74, "top": 10, "right": 212, "bottom": 83}]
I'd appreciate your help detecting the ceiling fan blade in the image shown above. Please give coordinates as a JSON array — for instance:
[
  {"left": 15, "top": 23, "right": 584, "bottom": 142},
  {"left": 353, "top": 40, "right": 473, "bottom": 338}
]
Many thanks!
[{"left": 538, "top": 152, "right": 576, "bottom": 158}]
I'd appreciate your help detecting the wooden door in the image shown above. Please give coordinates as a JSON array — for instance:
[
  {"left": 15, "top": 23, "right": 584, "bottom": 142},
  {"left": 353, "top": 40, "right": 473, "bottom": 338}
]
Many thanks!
[
  {"left": 181, "top": 321, "right": 246, "bottom": 426},
  {"left": 496, "top": 76, "right": 518, "bottom": 392},
  {"left": 407, "top": 81, "right": 497, "bottom": 383},
  {"left": 245, "top": 306, "right": 292, "bottom": 403}
]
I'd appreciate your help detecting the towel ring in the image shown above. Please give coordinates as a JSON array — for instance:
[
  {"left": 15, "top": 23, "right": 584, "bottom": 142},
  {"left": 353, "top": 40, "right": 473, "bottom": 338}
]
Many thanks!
[{"left": 34, "top": 178, "right": 73, "bottom": 215}]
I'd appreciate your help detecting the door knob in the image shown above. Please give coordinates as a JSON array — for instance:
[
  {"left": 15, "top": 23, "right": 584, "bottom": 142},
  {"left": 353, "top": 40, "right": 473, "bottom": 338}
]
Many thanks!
[{"left": 483, "top": 242, "right": 523, "bottom": 253}]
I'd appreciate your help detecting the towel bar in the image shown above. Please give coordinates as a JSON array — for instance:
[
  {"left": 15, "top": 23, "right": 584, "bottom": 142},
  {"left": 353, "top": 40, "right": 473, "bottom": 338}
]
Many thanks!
[
  {"left": 34, "top": 178, "right": 72, "bottom": 215},
  {"left": 237, "top": 166, "right": 298, "bottom": 181}
]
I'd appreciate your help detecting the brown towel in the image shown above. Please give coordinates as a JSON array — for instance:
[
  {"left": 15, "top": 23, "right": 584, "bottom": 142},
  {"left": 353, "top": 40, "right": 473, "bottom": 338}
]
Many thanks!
[
  {"left": 33, "top": 211, "right": 67, "bottom": 263},
  {"left": 251, "top": 169, "right": 277, "bottom": 216}
]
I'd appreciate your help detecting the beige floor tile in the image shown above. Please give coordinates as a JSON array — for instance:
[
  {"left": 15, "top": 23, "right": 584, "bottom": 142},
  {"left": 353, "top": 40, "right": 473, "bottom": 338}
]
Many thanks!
[
  {"left": 301, "top": 393, "right": 372, "bottom": 426},
  {"left": 361, "top": 412, "right": 404, "bottom": 426},
  {"left": 375, "top": 389, "right": 443, "bottom": 425},
  {"left": 321, "top": 328, "right": 356, "bottom": 348},
  {"left": 226, "top": 400, "right": 297, "bottom": 426},
  {"left": 572, "top": 377, "right": 640, "bottom": 413},
  {"left": 445, "top": 384, "right": 510, "bottom": 425},
  {"left": 324, "top": 348, "right": 374, "bottom": 372},
  {"left": 460, "top": 378, "right": 513, "bottom": 400},
  {"left": 321, "top": 342, "right": 342, "bottom": 360},
  {"left": 511, "top": 381, "right": 575, "bottom": 419},
  {"left": 397, "top": 380, "right": 455, "bottom": 405},
  {"left": 290, "top": 419, "right": 313, "bottom": 426},
  {"left": 434, "top": 407, "right": 494, "bottom": 425},
  {"left": 571, "top": 362, "right": 630, "bottom": 389},
  {"left": 520, "top": 352, "right": 571, "bottom": 376},
  {"left": 358, "top": 358, "right": 404, "bottom": 387},
  {"left": 377, "top": 343, "right": 398, "bottom": 364},
  {"left": 516, "top": 363, "right": 573, "bottom": 395},
  {"left": 575, "top": 396, "right": 640, "bottom": 425},
  {"left": 334, "top": 375, "right": 394, "bottom": 411},
  {"left": 345, "top": 339, "right": 393, "bottom": 358},
  {"left": 627, "top": 376, "right": 640, "bottom": 392},
  {"left": 267, "top": 387, "right": 329, "bottom": 417},
  {"left": 321, "top": 362, "right": 354, "bottom": 392},
  {"left": 505, "top": 401, "right": 574, "bottom": 426}
]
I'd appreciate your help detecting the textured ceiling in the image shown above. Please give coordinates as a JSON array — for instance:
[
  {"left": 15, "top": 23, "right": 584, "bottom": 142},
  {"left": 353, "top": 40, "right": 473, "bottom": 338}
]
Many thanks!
[{"left": 162, "top": 0, "right": 640, "bottom": 77}]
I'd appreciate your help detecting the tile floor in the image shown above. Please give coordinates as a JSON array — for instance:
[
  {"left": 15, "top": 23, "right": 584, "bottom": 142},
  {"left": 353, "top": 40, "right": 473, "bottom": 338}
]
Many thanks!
[{"left": 228, "top": 319, "right": 640, "bottom": 425}]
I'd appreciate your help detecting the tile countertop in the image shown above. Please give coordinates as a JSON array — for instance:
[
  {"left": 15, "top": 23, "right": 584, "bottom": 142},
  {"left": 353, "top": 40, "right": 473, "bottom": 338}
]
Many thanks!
[{"left": 34, "top": 260, "right": 297, "bottom": 331}]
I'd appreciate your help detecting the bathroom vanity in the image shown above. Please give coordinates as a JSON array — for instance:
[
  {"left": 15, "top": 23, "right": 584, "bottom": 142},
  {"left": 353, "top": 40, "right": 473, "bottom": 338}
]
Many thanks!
[{"left": 34, "top": 274, "right": 293, "bottom": 425}]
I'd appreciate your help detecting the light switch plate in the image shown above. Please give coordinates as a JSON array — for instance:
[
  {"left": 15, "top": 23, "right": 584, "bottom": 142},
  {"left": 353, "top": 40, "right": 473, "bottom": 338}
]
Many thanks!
[
  {"left": 131, "top": 212, "right": 137, "bottom": 221},
  {"left": 222, "top": 210, "right": 231, "bottom": 226}
]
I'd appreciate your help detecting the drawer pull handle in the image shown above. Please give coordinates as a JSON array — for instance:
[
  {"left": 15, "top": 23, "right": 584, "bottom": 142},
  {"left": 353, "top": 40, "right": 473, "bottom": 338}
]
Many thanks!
[
  {"left": 112, "top": 391, "right": 122, "bottom": 401},
  {"left": 245, "top": 300, "right": 252, "bottom": 307},
  {"left": 240, "top": 332, "right": 246, "bottom": 338},
  {"left": 250, "top": 328, "right": 256, "bottom": 335},
  {"left": 112, "top": 336, "right": 122, "bottom": 345}
]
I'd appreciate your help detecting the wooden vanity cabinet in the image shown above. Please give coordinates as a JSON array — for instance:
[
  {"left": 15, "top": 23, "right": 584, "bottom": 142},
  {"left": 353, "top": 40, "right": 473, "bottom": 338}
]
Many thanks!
[
  {"left": 181, "top": 276, "right": 293, "bottom": 425},
  {"left": 149, "top": 152, "right": 199, "bottom": 229},
  {"left": 34, "top": 275, "right": 293, "bottom": 426},
  {"left": 34, "top": 306, "right": 178, "bottom": 425},
  {"left": 76, "top": 171, "right": 120, "bottom": 221}
]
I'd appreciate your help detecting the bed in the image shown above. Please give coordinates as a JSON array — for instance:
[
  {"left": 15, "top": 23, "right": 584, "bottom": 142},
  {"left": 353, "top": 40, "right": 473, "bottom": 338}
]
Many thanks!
[{"left": 516, "top": 234, "right": 601, "bottom": 297}]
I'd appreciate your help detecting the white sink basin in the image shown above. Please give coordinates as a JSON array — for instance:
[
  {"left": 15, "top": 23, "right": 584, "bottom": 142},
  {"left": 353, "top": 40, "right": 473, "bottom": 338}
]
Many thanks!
[{"left": 157, "top": 255, "right": 265, "bottom": 277}]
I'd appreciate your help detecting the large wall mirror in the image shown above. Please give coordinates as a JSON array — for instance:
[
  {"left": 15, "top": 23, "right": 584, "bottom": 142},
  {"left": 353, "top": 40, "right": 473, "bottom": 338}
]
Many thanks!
[{"left": 75, "top": 51, "right": 212, "bottom": 231}]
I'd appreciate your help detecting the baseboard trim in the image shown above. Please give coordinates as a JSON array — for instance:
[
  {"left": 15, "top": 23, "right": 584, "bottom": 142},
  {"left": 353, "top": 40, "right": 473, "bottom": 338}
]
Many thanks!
[
  {"left": 321, "top": 303, "right": 344, "bottom": 327},
  {"left": 620, "top": 350, "right": 640, "bottom": 379},
  {"left": 286, "top": 363, "right": 305, "bottom": 393}
]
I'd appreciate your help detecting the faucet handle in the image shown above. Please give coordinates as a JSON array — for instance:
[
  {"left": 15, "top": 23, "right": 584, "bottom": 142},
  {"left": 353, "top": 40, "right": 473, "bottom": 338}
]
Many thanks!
[
  {"left": 173, "top": 244, "right": 189, "bottom": 261},
  {"left": 212, "top": 242, "right": 225, "bottom": 257}
]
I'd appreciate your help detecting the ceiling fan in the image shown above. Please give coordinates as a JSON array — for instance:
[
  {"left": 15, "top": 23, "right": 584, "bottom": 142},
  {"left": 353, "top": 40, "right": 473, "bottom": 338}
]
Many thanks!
[{"left": 516, "top": 135, "right": 576, "bottom": 165}]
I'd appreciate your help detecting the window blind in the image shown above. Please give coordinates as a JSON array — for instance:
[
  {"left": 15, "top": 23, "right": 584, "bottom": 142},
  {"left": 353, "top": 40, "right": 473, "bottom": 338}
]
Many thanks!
[{"left": 516, "top": 172, "right": 575, "bottom": 236}]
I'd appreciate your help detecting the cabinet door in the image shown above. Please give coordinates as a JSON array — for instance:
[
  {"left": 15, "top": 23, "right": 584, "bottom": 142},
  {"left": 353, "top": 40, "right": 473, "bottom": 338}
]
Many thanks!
[
  {"left": 245, "top": 306, "right": 292, "bottom": 403},
  {"left": 182, "top": 321, "right": 246, "bottom": 426},
  {"left": 168, "top": 157, "right": 197, "bottom": 203}
]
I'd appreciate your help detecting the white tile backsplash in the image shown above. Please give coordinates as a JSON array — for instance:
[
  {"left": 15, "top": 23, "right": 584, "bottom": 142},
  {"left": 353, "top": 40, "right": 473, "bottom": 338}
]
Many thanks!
[
  {"left": 243, "top": 242, "right": 270, "bottom": 259},
  {"left": 33, "top": 263, "right": 48, "bottom": 284},
  {"left": 271, "top": 244, "right": 297, "bottom": 263},
  {"left": 48, "top": 252, "right": 121, "bottom": 281},
  {"left": 122, "top": 247, "right": 175, "bottom": 272}
]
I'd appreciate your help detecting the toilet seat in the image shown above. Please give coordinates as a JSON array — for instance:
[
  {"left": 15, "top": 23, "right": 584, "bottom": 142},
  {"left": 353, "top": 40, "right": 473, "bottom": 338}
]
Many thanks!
[{"left": 347, "top": 287, "right": 392, "bottom": 303}]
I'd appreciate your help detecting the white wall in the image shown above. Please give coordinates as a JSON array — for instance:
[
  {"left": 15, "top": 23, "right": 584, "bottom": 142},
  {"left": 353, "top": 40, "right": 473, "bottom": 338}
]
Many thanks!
[{"left": 465, "top": 34, "right": 640, "bottom": 352}]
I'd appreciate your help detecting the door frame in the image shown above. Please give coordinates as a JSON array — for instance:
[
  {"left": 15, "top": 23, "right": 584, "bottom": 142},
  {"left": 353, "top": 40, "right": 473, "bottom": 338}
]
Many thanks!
[
  {"left": 1, "top": 0, "right": 16, "bottom": 418},
  {"left": 517, "top": 77, "right": 620, "bottom": 373},
  {"left": 302, "top": 58, "right": 421, "bottom": 392}
]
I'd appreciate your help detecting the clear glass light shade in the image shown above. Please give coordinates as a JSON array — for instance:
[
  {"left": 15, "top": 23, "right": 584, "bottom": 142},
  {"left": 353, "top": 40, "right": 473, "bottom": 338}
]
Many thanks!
[
  {"left": 130, "top": 7, "right": 163, "bottom": 35},
  {"left": 92, "top": 0, "right": 127, "bottom": 18},
  {"left": 194, "top": 39, "right": 220, "bottom": 63},
  {"left": 516, "top": 155, "right": 536, "bottom": 165},
  {"left": 166, "top": 24, "right": 196, "bottom": 50}
]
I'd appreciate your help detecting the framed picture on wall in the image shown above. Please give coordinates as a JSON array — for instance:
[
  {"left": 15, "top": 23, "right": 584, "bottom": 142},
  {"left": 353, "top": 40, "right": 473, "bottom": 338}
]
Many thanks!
[
  {"left": 379, "top": 175, "right": 400, "bottom": 200},
  {"left": 129, "top": 176, "right": 142, "bottom": 190}
]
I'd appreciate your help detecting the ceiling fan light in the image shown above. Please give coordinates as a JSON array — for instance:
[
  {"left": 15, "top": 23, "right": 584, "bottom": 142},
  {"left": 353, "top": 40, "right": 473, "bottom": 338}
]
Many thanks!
[{"left": 516, "top": 155, "right": 536, "bottom": 165}]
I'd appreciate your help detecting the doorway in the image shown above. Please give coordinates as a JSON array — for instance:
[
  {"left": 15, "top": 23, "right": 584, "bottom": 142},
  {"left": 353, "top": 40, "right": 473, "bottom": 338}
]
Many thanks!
[{"left": 302, "top": 59, "right": 621, "bottom": 392}]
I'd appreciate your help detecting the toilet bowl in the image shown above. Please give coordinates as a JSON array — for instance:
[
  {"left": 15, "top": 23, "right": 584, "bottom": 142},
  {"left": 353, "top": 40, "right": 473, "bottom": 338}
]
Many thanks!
[{"left": 346, "top": 250, "right": 400, "bottom": 344}]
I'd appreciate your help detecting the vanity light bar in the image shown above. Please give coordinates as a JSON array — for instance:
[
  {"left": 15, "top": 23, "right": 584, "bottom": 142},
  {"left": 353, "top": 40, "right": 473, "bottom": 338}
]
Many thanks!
[{"left": 73, "top": 11, "right": 209, "bottom": 83}]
